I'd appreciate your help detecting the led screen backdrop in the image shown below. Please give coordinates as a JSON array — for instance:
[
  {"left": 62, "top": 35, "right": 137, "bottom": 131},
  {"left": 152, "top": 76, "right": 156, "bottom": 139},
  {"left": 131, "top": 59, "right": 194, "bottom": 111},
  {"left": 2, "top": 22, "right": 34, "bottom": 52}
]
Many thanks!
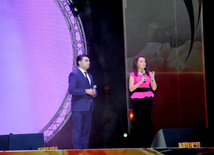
[
  {"left": 0, "top": 1, "right": 72, "bottom": 134},
  {"left": 123, "top": 0, "right": 206, "bottom": 133}
]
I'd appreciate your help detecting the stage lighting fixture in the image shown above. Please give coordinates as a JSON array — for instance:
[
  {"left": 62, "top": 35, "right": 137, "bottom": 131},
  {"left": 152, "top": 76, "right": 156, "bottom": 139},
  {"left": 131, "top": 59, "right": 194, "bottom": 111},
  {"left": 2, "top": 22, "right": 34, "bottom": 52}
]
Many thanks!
[
  {"left": 123, "top": 133, "right": 128, "bottom": 138},
  {"left": 68, "top": 0, "right": 83, "bottom": 17},
  {"left": 129, "top": 109, "right": 134, "bottom": 121}
]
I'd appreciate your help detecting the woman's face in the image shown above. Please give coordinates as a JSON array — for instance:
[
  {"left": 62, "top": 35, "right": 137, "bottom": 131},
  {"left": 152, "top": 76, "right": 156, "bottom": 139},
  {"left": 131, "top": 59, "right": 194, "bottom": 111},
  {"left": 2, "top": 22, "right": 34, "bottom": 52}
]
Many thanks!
[{"left": 137, "top": 57, "right": 146, "bottom": 70}]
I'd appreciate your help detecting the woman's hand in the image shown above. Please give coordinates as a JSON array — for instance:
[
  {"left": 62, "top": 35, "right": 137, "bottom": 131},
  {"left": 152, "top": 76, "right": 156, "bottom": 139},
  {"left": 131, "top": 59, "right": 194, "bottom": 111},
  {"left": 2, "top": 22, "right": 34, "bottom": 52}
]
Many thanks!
[
  {"left": 149, "top": 71, "right": 155, "bottom": 81},
  {"left": 149, "top": 71, "right": 157, "bottom": 91},
  {"left": 140, "top": 75, "right": 146, "bottom": 83}
]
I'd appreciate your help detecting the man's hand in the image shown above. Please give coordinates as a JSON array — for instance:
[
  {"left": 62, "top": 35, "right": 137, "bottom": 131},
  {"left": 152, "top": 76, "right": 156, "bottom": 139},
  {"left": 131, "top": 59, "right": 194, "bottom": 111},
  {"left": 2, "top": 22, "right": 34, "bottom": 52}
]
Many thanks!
[{"left": 86, "top": 88, "right": 96, "bottom": 96}]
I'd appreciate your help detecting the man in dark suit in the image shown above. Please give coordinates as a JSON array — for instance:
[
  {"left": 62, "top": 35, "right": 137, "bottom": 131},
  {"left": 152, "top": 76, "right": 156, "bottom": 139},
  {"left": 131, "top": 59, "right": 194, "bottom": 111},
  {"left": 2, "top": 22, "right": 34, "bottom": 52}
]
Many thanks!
[{"left": 68, "top": 54, "right": 96, "bottom": 149}]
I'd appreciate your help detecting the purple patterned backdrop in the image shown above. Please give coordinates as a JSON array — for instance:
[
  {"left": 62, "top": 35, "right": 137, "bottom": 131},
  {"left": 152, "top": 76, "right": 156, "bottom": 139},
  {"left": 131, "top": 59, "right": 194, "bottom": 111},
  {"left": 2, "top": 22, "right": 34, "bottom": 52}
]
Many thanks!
[{"left": 0, "top": 0, "right": 72, "bottom": 134}]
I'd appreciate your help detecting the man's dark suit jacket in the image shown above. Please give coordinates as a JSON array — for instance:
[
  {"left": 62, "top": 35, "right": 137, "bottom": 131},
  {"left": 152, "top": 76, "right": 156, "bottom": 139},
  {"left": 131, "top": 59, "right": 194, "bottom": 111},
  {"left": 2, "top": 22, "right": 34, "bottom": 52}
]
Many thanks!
[{"left": 68, "top": 69, "right": 95, "bottom": 111}]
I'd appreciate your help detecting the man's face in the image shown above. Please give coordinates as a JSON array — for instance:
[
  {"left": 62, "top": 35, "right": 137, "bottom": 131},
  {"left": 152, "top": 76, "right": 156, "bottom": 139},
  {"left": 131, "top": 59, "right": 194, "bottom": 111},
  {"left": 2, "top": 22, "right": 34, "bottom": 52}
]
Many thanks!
[{"left": 79, "top": 57, "right": 90, "bottom": 71}]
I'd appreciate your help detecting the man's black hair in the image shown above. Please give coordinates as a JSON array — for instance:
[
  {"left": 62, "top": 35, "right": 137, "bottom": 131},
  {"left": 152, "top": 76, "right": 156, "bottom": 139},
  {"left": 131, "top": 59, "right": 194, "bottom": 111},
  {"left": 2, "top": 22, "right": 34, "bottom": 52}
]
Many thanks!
[{"left": 76, "top": 54, "right": 89, "bottom": 66}]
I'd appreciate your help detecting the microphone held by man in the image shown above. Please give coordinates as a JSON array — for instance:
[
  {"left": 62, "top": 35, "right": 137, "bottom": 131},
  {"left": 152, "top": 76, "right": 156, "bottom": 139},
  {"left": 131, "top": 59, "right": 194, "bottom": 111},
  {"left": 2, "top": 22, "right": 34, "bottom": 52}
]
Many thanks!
[{"left": 86, "top": 86, "right": 96, "bottom": 96}]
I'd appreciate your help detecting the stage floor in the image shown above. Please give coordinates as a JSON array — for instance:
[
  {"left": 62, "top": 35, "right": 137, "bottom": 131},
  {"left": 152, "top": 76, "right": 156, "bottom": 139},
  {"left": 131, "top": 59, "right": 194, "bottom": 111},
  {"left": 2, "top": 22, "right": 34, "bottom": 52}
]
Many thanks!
[
  {"left": 1, "top": 148, "right": 214, "bottom": 155},
  {"left": 0, "top": 148, "right": 160, "bottom": 155}
]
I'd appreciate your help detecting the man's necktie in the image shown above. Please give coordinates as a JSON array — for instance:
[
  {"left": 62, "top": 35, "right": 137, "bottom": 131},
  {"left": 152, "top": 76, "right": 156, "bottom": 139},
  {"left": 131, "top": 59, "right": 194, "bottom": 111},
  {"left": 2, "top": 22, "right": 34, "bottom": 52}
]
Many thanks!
[{"left": 84, "top": 72, "right": 90, "bottom": 86}]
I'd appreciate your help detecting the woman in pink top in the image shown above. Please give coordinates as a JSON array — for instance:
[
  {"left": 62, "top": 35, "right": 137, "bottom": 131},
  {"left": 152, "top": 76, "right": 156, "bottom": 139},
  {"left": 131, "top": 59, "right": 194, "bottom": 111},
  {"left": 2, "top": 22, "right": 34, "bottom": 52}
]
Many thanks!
[{"left": 129, "top": 55, "right": 157, "bottom": 147}]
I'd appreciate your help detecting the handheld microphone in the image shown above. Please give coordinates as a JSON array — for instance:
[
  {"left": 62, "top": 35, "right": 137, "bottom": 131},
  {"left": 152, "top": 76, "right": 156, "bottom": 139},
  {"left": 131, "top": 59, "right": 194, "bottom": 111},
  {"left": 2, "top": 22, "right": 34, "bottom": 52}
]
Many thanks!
[
  {"left": 92, "top": 85, "right": 97, "bottom": 97},
  {"left": 93, "top": 85, "right": 97, "bottom": 89},
  {"left": 142, "top": 70, "right": 146, "bottom": 83}
]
